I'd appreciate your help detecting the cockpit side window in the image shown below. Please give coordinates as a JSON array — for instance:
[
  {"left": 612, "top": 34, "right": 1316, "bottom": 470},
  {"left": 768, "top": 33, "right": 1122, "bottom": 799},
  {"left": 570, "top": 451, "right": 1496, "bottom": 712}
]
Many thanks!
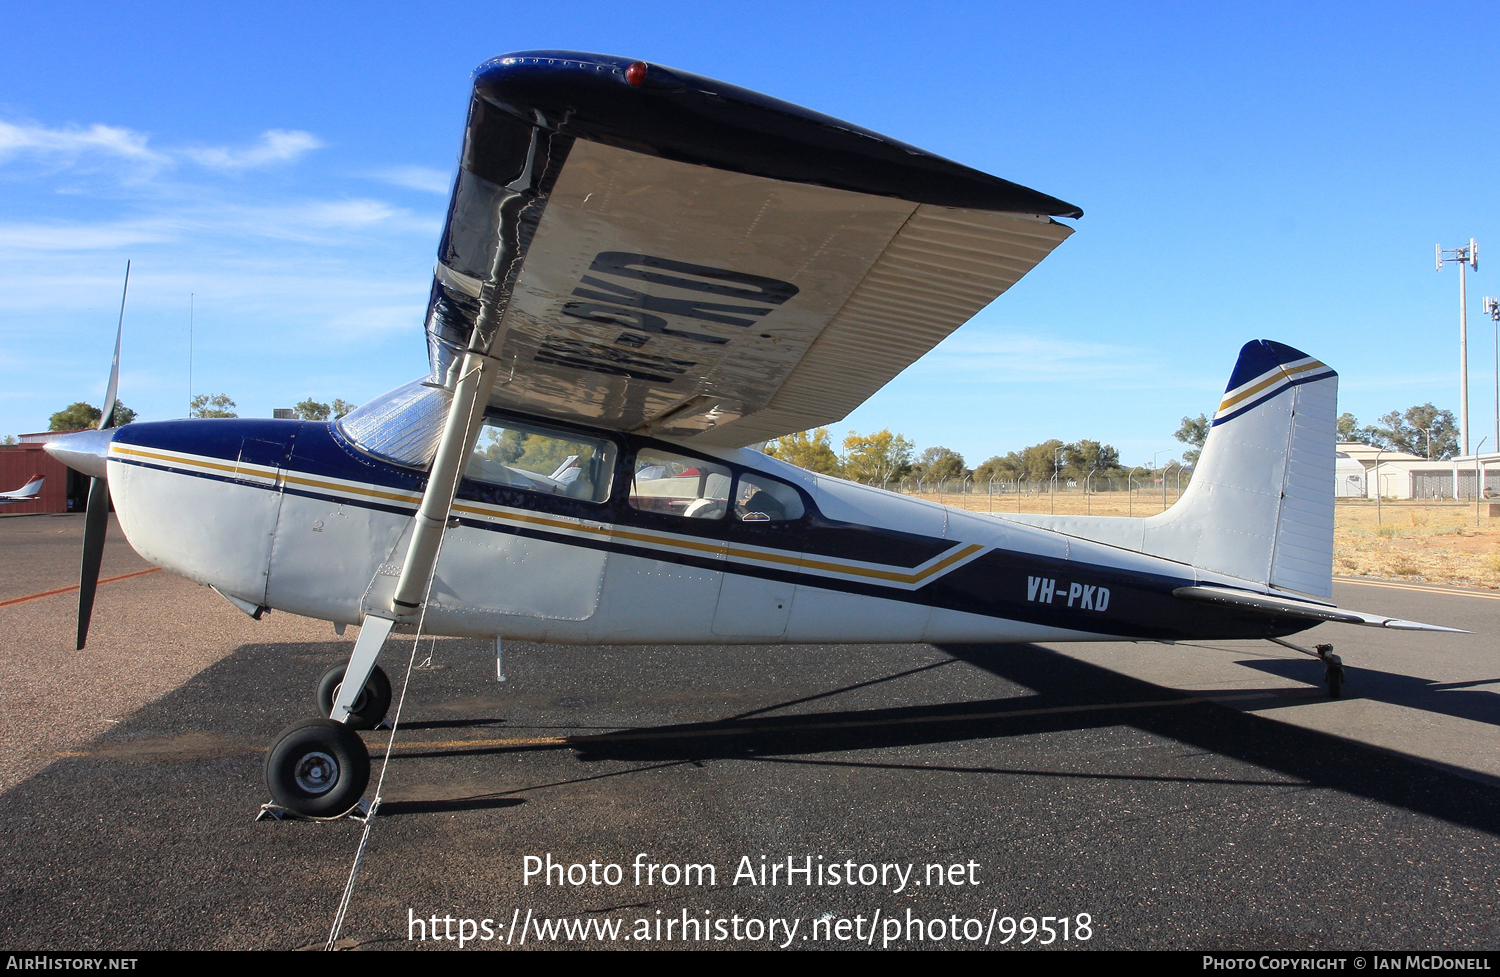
[
  {"left": 732, "top": 473, "right": 805, "bottom": 523},
  {"left": 464, "top": 419, "right": 617, "bottom": 504}
]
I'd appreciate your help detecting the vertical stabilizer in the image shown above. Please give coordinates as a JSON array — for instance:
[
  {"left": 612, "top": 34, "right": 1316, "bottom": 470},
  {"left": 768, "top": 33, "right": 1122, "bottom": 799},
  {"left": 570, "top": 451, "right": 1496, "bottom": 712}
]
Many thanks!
[
  {"left": 1003, "top": 340, "right": 1339, "bottom": 598},
  {"left": 1145, "top": 340, "right": 1339, "bottom": 597}
]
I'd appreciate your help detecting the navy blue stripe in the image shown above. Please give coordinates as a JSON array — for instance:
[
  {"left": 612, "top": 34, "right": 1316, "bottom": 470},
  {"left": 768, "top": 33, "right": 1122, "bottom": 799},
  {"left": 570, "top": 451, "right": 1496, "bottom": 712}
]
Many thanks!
[
  {"left": 1211, "top": 369, "right": 1337, "bottom": 427},
  {"left": 124, "top": 448, "right": 1309, "bottom": 642}
]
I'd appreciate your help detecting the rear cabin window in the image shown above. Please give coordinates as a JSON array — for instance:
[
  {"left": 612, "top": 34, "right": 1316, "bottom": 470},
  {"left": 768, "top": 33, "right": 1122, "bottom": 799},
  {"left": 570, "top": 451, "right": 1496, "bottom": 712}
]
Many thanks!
[
  {"left": 464, "top": 419, "right": 617, "bottom": 504},
  {"left": 630, "top": 450, "right": 731, "bottom": 519}
]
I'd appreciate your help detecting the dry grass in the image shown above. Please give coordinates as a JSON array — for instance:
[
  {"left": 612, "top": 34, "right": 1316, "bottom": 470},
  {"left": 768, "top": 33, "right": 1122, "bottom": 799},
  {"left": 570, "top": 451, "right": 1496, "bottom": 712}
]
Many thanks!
[
  {"left": 900, "top": 490, "right": 1500, "bottom": 590},
  {"left": 1331, "top": 501, "right": 1500, "bottom": 590}
]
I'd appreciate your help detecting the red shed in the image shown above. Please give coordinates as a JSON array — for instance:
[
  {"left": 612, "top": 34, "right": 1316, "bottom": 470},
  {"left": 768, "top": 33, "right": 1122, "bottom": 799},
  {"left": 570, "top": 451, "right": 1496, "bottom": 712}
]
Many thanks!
[{"left": 0, "top": 431, "right": 91, "bottom": 514}]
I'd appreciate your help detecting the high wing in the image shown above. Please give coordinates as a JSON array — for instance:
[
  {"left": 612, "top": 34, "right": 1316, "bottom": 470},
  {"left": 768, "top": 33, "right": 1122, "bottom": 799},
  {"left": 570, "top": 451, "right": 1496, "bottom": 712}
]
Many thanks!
[{"left": 424, "top": 51, "right": 1081, "bottom": 448}]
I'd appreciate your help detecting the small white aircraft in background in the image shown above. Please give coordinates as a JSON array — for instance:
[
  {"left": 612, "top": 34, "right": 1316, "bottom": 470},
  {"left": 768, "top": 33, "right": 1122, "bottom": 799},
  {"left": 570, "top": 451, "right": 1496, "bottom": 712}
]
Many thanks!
[
  {"left": 0, "top": 475, "right": 44, "bottom": 505},
  {"left": 46, "top": 51, "right": 1463, "bottom": 819}
]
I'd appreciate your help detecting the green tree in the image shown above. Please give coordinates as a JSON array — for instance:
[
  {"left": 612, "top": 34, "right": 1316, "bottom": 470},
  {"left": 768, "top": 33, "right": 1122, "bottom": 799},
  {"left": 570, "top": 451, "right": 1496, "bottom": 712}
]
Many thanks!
[
  {"left": 764, "top": 428, "right": 842, "bottom": 475},
  {"left": 1, "top": 435, "right": 16, "bottom": 446},
  {"left": 1063, "top": 439, "right": 1121, "bottom": 475},
  {"left": 1010, "top": 440, "right": 1066, "bottom": 481},
  {"left": 1336, "top": 412, "right": 1384, "bottom": 448},
  {"left": 295, "top": 399, "right": 331, "bottom": 421},
  {"left": 974, "top": 454, "right": 1020, "bottom": 482},
  {"left": 912, "top": 446, "right": 966, "bottom": 482},
  {"left": 331, "top": 398, "right": 357, "bottom": 419},
  {"left": 1174, "top": 414, "right": 1209, "bottom": 467},
  {"left": 841, "top": 429, "right": 914, "bottom": 483},
  {"left": 1370, "top": 404, "right": 1458, "bottom": 458},
  {"left": 49, "top": 401, "right": 136, "bottom": 431},
  {"left": 189, "top": 394, "right": 238, "bottom": 418}
]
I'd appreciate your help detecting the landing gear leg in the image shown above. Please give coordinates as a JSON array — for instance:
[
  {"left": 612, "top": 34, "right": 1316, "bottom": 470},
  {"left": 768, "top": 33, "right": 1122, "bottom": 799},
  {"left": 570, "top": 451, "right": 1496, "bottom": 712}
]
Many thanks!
[
  {"left": 1268, "top": 636, "right": 1344, "bottom": 698},
  {"left": 327, "top": 615, "right": 396, "bottom": 724},
  {"left": 318, "top": 663, "right": 392, "bottom": 730},
  {"left": 261, "top": 615, "right": 397, "bottom": 819}
]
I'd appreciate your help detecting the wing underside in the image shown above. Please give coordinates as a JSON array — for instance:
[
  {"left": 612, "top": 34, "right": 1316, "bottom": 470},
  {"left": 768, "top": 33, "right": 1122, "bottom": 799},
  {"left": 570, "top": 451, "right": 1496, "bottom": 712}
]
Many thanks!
[{"left": 424, "top": 51, "right": 1080, "bottom": 448}]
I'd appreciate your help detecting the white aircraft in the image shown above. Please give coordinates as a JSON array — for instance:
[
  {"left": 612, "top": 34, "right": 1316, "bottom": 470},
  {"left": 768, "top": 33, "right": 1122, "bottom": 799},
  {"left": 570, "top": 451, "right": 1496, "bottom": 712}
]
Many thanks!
[
  {"left": 46, "top": 51, "right": 1462, "bottom": 819},
  {"left": 0, "top": 475, "right": 44, "bottom": 505}
]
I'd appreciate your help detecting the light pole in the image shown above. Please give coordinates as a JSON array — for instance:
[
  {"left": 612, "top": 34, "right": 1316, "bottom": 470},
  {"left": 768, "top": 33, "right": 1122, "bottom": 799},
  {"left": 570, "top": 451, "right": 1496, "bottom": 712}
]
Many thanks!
[
  {"left": 1151, "top": 450, "right": 1168, "bottom": 511},
  {"left": 1438, "top": 240, "right": 1478, "bottom": 455},
  {"left": 1474, "top": 437, "right": 1488, "bottom": 524},
  {"left": 1373, "top": 448, "right": 1383, "bottom": 524},
  {"left": 1051, "top": 447, "right": 1064, "bottom": 514},
  {"left": 1128, "top": 466, "right": 1146, "bottom": 517},
  {"left": 1485, "top": 296, "right": 1499, "bottom": 459}
]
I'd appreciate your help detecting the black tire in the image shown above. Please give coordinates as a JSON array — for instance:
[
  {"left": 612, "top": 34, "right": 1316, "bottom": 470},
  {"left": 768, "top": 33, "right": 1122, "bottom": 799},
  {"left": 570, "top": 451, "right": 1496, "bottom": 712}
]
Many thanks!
[
  {"left": 316, "top": 663, "right": 391, "bottom": 730},
  {"left": 265, "top": 718, "right": 370, "bottom": 818}
]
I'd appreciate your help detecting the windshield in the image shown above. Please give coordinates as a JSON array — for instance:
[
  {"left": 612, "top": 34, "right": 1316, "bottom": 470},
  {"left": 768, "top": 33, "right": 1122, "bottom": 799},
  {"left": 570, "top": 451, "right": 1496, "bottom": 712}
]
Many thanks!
[{"left": 336, "top": 379, "right": 450, "bottom": 469}]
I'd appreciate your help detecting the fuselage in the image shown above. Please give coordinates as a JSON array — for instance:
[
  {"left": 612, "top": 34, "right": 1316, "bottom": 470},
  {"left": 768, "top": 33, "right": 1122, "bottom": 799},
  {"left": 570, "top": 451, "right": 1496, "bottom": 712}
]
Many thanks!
[{"left": 101, "top": 412, "right": 1312, "bottom": 646}]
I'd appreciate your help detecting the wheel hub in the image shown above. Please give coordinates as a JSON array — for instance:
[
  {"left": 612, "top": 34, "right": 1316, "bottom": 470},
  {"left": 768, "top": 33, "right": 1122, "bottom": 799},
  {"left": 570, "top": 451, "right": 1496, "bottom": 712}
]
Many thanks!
[{"left": 294, "top": 751, "right": 339, "bottom": 794}]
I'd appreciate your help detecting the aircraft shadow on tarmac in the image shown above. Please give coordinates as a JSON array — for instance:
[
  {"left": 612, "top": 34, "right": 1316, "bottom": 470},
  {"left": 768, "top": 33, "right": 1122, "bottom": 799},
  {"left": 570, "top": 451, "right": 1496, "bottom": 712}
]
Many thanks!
[
  {"left": 6, "top": 637, "right": 1500, "bottom": 837},
  {"left": 381, "top": 642, "right": 1500, "bottom": 836},
  {"left": 1230, "top": 658, "right": 1500, "bottom": 728}
]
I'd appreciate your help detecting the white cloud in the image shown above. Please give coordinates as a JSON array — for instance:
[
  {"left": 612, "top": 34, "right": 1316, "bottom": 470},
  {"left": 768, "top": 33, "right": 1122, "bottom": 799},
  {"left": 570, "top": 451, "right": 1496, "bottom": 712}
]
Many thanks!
[
  {"left": 0, "top": 120, "right": 325, "bottom": 179},
  {"left": 371, "top": 165, "right": 453, "bottom": 195},
  {"left": 917, "top": 331, "right": 1187, "bottom": 387},
  {"left": 0, "top": 218, "right": 181, "bottom": 251},
  {"left": 0, "top": 119, "right": 166, "bottom": 163},
  {"left": 0, "top": 197, "right": 437, "bottom": 254},
  {"left": 183, "top": 129, "right": 323, "bottom": 170}
]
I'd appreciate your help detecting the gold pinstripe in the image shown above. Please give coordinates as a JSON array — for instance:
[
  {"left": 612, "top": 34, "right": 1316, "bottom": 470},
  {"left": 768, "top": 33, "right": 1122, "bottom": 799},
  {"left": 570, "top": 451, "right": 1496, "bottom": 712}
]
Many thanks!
[
  {"left": 1216, "top": 359, "right": 1329, "bottom": 414},
  {"left": 111, "top": 444, "right": 987, "bottom": 588}
]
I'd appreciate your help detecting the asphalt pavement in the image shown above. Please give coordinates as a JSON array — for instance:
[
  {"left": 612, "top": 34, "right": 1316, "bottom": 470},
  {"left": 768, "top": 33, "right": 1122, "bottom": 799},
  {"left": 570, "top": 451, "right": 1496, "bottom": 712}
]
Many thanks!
[{"left": 0, "top": 513, "right": 1495, "bottom": 951}]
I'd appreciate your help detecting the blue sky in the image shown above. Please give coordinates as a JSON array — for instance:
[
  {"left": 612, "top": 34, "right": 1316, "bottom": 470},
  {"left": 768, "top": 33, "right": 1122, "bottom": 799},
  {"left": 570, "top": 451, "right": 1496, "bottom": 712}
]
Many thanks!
[{"left": 2, "top": 2, "right": 1497, "bottom": 466}]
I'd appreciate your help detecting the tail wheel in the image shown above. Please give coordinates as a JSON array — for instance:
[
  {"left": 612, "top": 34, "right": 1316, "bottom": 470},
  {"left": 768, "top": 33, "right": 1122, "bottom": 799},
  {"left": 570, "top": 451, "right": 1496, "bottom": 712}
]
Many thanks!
[
  {"left": 317, "top": 663, "right": 392, "bottom": 730},
  {"left": 265, "top": 718, "right": 370, "bottom": 818}
]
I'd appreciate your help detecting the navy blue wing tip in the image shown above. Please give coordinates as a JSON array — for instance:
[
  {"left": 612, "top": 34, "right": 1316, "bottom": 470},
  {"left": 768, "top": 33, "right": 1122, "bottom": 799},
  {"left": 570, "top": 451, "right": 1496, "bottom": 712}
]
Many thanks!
[{"left": 469, "top": 50, "right": 1084, "bottom": 220}]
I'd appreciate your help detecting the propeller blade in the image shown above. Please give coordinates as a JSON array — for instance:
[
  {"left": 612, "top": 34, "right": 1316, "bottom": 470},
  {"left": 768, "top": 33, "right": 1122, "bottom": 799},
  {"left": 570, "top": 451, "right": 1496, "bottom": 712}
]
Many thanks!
[
  {"left": 76, "top": 261, "right": 129, "bottom": 649},
  {"left": 99, "top": 260, "right": 128, "bottom": 431},
  {"left": 76, "top": 475, "right": 111, "bottom": 650}
]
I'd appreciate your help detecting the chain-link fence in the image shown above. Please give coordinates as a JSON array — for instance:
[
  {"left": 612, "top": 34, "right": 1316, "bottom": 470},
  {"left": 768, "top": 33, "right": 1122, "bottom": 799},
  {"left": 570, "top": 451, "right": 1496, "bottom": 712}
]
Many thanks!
[
  {"left": 848, "top": 469, "right": 1196, "bottom": 516},
  {"left": 845, "top": 469, "right": 1497, "bottom": 523},
  {"left": 1416, "top": 469, "right": 1500, "bottom": 501}
]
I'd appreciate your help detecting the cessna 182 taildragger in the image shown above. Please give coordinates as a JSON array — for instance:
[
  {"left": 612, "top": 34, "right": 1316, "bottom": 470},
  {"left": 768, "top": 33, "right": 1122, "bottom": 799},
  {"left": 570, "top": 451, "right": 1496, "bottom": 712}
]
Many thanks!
[{"left": 47, "top": 51, "right": 1462, "bottom": 818}]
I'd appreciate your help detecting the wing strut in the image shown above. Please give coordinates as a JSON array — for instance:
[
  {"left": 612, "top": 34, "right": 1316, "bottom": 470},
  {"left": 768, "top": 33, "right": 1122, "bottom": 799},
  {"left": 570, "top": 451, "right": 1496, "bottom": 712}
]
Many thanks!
[{"left": 329, "top": 349, "right": 500, "bottom": 722}]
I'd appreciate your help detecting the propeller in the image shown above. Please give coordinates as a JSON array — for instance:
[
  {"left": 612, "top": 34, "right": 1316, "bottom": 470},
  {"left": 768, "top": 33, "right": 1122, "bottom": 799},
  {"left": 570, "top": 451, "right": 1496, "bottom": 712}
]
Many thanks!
[{"left": 75, "top": 260, "right": 129, "bottom": 650}]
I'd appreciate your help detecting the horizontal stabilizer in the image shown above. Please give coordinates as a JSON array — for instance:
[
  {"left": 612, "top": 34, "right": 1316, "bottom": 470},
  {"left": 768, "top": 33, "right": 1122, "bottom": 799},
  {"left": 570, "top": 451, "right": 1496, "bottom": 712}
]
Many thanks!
[{"left": 1173, "top": 585, "right": 1470, "bottom": 633}]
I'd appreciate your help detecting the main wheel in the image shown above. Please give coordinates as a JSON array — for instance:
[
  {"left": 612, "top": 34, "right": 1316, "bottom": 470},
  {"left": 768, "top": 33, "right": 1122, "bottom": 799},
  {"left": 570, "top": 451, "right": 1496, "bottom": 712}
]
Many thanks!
[
  {"left": 265, "top": 718, "right": 370, "bottom": 818},
  {"left": 317, "top": 663, "right": 392, "bottom": 730}
]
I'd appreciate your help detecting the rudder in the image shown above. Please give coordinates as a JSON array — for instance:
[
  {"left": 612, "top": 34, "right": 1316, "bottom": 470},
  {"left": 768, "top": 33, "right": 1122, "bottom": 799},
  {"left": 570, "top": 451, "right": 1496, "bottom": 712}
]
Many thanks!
[{"left": 1147, "top": 340, "right": 1338, "bottom": 597}]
